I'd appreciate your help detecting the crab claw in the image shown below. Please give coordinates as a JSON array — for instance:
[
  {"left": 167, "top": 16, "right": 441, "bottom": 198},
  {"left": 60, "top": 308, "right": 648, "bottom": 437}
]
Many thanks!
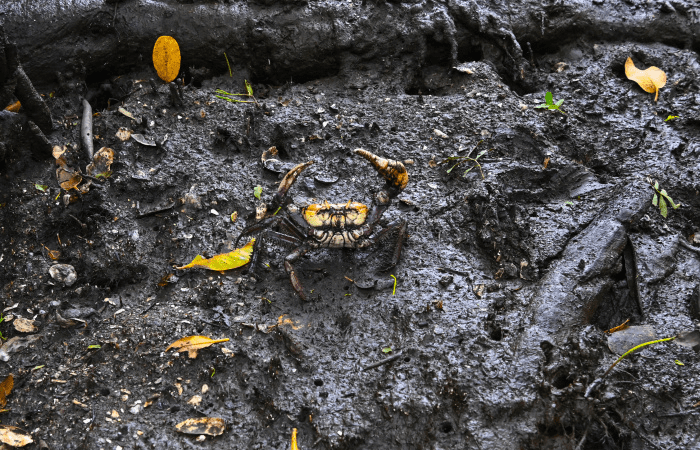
[
  {"left": 272, "top": 160, "right": 314, "bottom": 207},
  {"left": 284, "top": 261, "right": 307, "bottom": 301},
  {"left": 354, "top": 149, "right": 408, "bottom": 192}
]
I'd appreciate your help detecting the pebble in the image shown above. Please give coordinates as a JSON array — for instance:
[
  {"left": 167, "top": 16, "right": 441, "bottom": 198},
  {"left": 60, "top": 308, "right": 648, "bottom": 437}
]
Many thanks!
[{"left": 49, "top": 264, "right": 77, "bottom": 286}]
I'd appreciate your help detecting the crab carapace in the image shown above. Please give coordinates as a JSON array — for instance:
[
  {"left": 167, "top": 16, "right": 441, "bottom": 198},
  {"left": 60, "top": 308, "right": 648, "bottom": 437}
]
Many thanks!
[{"left": 235, "top": 149, "right": 409, "bottom": 300}]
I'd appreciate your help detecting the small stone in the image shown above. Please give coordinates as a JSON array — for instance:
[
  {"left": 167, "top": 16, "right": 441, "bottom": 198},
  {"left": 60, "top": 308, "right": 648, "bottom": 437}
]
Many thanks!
[
  {"left": 439, "top": 274, "right": 453, "bottom": 287},
  {"left": 49, "top": 264, "right": 77, "bottom": 286},
  {"left": 129, "top": 404, "right": 142, "bottom": 415}
]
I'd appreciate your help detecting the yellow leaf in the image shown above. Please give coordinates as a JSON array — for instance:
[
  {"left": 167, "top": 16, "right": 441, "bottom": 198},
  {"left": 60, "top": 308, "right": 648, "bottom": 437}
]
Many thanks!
[
  {"left": 0, "top": 425, "right": 33, "bottom": 447},
  {"left": 166, "top": 336, "right": 230, "bottom": 358},
  {"left": 152, "top": 36, "right": 181, "bottom": 83},
  {"left": 625, "top": 57, "right": 667, "bottom": 102},
  {"left": 176, "top": 239, "right": 255, "bottom": 271}
]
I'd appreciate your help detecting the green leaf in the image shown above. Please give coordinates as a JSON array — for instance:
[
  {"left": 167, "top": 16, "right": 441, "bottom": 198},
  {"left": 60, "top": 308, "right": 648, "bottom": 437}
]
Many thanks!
[
  {"left": 245, "top": 80, "right": 253, "bottom": 96},
  {"left": 535, "top": 103, "right": 549, "bottom": 109},
  {"left": 654, "top": 181, "right": 659, "bottom": 190},
  {"left": 253, "top": 185, "right": 263, "bottom": 199},
  {"left": 659, "top": 196, "right": 668, "bottom": 218},
  {"left": 660, "top": 189, "right": 668, "bottom": 197},
  {"left": 35, "top": 184, "right": 48, "bottom": 192},
  {"left": 665, "top": 115, "right": 678, "bottom": 122},
  {"left": 382, "top": 347, "right": 392, "bottom": 353},
  {"left": 545, "top": 91, "right": 553, "bottom": 105},
  {"left": 652, "top": 193, "right": 658, "bottom": 207},
  {"left": 555, "top": 99, "right": 564, "bottom": 108},
  {"left": 675, "top": 359, "right": 685, "bottom": 366},
  {"left": 475, "top": 149, "right": 488, "bottom": 159},
  {"left": 88, "top": 344, "right": 101, "bottom": 349}
]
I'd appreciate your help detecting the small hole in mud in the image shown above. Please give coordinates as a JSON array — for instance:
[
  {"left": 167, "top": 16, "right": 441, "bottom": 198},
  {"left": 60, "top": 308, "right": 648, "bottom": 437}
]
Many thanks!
[
  {"left": 314, "top": 379, "right": 324, "bottom": 387},
  {"left": 489, "top": 326, "right": 503, "bottom": 341},
  {"left": 440, "top": 422, "right": 454, "bottom": 433},
  {"left": 404, "top": 357, "right": 411, "bottom": 363}
]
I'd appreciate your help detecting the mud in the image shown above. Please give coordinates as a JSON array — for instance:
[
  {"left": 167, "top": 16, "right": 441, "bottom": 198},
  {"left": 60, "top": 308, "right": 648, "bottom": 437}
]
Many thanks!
[{"left": 1, "top": 1, "right": 700, "bottom": 449}]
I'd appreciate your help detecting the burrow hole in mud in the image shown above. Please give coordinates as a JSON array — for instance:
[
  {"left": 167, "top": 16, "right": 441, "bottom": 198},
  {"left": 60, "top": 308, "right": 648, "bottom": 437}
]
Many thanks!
[
  {"left": 314, "top": 379, "right": 324, "bottom": 387},
  {"left": 440, "top": 422, "right": 454, "bottom": 433},
  {"left": 405, "top": 38, "right": 483, "bottom": 95}
]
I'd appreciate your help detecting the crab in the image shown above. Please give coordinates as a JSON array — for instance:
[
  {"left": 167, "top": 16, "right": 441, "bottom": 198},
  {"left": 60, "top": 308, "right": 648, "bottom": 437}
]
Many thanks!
[{"left": 235, "top": 149, "right": 409, "bottom": 300}]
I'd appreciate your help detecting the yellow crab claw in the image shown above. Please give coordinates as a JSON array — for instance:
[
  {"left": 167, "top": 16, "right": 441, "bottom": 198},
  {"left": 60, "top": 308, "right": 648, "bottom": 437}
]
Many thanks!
[{"left": 354, "top": 149, "right": 408, "bottom": 192}]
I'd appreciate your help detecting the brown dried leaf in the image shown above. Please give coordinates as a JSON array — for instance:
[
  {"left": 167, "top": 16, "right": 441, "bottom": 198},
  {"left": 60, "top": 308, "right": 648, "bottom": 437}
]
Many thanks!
[
  {"left": 13, "top": 318, "right": 37, "bottom": 333},
  {"left": 0, "top": 425, "right": 32, "bottom": 447},
  {"left": 115, "top": 128, "right": 132, "bottom": 141},
  {"left": 291, "top": 428, "right": 299, "bottom": 450},
  {"left": 153, "top": 36, "right": 181, "bottom": 83},
  {"left": 55, "top": 163, "right": 82, "bottom": 191},
  {"left": 86, "top": 147, "right": 114, "bottom": 177},
  {"left": 52, "top": 145, "right": 66, "bottom": 159},
  {"left": 625, "top": 57, "right": 667, "bottom": 102},
  {"left": 0, "top": 375, "right": 13, "bottom": 408},
  {"left": 175, "top": 417, "right": 225, "bottom": 436},
  {"left": 166, "top": 336, "right": 230, "bottom": 359}
]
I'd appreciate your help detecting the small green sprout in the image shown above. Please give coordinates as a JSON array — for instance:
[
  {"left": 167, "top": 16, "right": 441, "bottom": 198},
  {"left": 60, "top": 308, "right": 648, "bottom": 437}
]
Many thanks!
[
  {"left": 382, "top": 347, "right": 392, "bottom": 354},
  {"left": 535, "top": 91, "right": 566, "bottom": 113},
  {"left": 254, "top": 185, "right": 263, "bottom": 199},
  {"left": 565, "top": 201, "right": 574, "bottom": 206},
  {"left": 224, "top": 53, "right": 232, "bottom": 77},
  {"left": 665, "top": 115, "right": 678, "bottom": 122},
  {"left": 0, "top": 314, "right": 5, "bottom": 340},
  {"left": 215, "top": 80, "right": 258, "bottom": 106},
  {"left": 675, "top": 359, "right": 684, "bottom": 366},
  {"left": 390, "top": 274, "right": 397, "bottom": 296},
  {"left": 440, "top": 140, "right": 488, "bottom": 179},
  {"left": 87, "top": 344, "right": 101, "bottom": 349},
  {"left": 95, "top": 171, "right": 112, "bottom": 179},
  {"left": 35, "top": 184, "right": 48, "bottom": 192},
  {"left": 211, "top": 367, "right": 216, "bottom": 377},
  {"left": 649, "top": 179, "right": 680, "bottom": 218}
]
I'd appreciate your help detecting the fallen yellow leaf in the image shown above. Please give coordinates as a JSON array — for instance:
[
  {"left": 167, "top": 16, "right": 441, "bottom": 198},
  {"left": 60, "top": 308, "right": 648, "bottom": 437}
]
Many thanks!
[
  {"left": 4, "top": 101, "right": 20, "bottom": 113},
  {"left": 153, "top": 36, "right": 181, "bottom": 83},
  {"left": 625, "top": 57, "right": 667, "bottom": 102},
  {"left": 176, "top": 239, "right": 255, "bottom": 271},
  {"left": 166, "top": 336, "right": 230, "bottom": 359}
]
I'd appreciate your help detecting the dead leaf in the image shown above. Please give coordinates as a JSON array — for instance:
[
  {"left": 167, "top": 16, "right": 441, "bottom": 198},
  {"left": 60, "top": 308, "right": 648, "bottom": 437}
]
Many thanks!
[
  {"left": 187, "top": 395, "right": 202, "bottom": 406},
  {"left": 175, "top": 417, "right": 225, "bottom": 436},
  {"left": 0, "top": 425, "right": 33, "bottom": 447},
  {"left": 153, "top": 36, "right": 181, "bottom": 83},
  {"left": 86, "top": 147, "right": 114, "bottom": 177},
  {"left": 625, "top": 57, "right": 667, "bottom": 102},
  {"left": 13, "top": 318, "right": 37, "bottom": 333},
  {"left": 4, "top": 101, "right": 20, "bottom": 113},
  {"left": 0, "top": 375, "right": 13, "bottom": 407},
  {"left": 166, "top": 336, "right": 230, "bottom": 359},
  {"left": 176, "top": 239, "right": 255, "bottom": 271},
  {"left": 52, "top": 145, "right": 66, "bottom": 159},
  {"left": 115, "top": 128, "right": 132, "bottom": 141},
  {"left": 55, "top": 157, "right": 82, "bottom": 191}
]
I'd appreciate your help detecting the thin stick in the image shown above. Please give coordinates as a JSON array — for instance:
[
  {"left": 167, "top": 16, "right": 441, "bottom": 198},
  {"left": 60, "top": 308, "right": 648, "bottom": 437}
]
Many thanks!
[
  {"left": 362, "top": 350, "right": 403, "bottom": 371},
  {"left": 81, "top": 98, "right": 94, "bottom": 160}
]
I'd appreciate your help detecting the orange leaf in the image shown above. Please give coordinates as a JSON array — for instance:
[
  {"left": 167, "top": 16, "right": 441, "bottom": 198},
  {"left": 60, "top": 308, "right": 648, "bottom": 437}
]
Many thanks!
[
  {"left": 0, "top": 375, "right": 13, "bottom": 408},
  {"left": 153, "top": 36, "right": 181, "bottom": 83},
  {"left": 625, "top": 57, "right": 667, "bottom": 102},
  {"left": 166, "top": 336, "right": 230, "bottom": 359},
  {"left": 176, "top": 239, "right": 255, "bottom": 271},
  {"left": 4, "top": 101, "right": 20, "bottom": 113}
]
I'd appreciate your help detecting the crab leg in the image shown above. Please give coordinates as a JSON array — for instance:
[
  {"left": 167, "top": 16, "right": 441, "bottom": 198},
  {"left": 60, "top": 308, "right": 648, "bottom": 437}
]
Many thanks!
[
  {"left": 370, "top": 218, "right": 409, "bottom": 271},
  {"left": 271, "top": 160, "right": 314, "bottom": 210},
  {"left": 284, "top": 244, "right": 312, "bottom": 301},
  {"left": 354, "top": 149, "right": 408, "bottom": 194}
]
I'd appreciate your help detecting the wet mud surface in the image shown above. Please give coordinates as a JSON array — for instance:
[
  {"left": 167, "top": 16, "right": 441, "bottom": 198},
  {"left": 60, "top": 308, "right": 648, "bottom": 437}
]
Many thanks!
[{"left": 1, "top": 1, "right": 700, "bottom": 449}]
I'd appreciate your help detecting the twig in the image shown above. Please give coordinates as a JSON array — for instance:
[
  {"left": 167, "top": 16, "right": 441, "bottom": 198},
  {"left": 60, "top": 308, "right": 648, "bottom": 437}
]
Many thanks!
[{"left": 362, "top": 350, "right": 404, "bottom": 371}]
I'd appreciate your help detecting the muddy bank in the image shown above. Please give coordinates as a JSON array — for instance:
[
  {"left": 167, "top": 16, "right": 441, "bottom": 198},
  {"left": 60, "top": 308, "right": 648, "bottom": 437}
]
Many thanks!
[{"left": 1, "top": 1, "right": 700, "bottom": 449}]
